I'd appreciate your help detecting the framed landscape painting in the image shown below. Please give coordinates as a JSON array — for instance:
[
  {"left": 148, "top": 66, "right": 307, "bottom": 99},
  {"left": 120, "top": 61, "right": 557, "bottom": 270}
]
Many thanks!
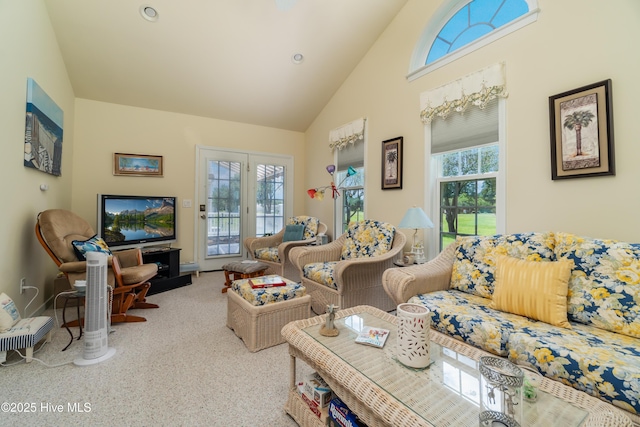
[
  {"left": 382, "top": 137, "right": 403, "bottom": 190},
  {"left": 114, "top": 153, "right": 163, "bottom": 177},
  {"left": 24, "top": 78, "right": 64, "bottom": 176},
  {"left": 549, "top": 79, "right": 614, "bottom": 180}
]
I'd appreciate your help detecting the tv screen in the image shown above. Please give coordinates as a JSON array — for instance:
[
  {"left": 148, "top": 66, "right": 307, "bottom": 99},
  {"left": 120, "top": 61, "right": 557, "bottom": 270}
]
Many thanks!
[{"left": 98, "top": 195, "right": 177, "bottom": 249}]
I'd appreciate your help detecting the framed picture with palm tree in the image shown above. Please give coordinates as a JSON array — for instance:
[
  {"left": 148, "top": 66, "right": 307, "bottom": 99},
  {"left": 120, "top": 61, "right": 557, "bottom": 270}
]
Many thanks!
[
  {"left": 549, "top": 79, "right": 614, "bottom": 180},
  {"left": 382, "top": 136, "right": 403, "bottom": 189}
]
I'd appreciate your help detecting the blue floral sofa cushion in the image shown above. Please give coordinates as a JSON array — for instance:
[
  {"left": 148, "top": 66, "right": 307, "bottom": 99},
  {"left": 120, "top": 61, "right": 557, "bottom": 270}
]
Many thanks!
[
  {"left": 340, "top": 220, "right": 396, "bottom": 260},
  {"left": 450, "top": 232, "right": 556, "bottom": 299},
  {"left": 508, "top": 321, "right": 640, "bottom": 414},
  {"left": 555, "top": 232, "right": 640, "bottom": 339},
  {"left": 302, "top": 261, "right": 339, "bottom": 290},
  {"left": 409, "top": 290, "right": 541, "bottom": 356}
]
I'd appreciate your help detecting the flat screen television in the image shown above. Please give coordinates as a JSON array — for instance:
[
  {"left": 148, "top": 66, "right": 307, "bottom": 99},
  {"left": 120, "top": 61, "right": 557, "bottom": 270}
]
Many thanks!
[{"left": 97, "top": 194, "right": 177, "bottom": 250}]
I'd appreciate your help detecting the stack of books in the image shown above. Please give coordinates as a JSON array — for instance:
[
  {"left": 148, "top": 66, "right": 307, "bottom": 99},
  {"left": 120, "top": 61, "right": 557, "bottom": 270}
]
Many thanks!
[{"left": 248, "top": 275, "right": 287, "bottom": 289}]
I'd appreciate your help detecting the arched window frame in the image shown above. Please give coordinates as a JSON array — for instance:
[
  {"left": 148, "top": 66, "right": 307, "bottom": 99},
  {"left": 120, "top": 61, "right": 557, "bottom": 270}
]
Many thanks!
[{"left": 407, "top": 0, "right": 539, "bottom": 82}]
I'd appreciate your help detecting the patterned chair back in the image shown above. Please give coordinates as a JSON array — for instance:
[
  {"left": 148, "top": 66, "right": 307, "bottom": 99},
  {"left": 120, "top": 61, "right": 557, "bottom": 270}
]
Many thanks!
[{"left": 340, "top": 219, "right": 396, "bottom": 260}]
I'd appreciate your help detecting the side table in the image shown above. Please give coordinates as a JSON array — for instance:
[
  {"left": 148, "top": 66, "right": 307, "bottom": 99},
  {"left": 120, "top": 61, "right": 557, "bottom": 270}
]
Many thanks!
[{"left": 58, "top": 291, "right": 84, "bottom": 351}]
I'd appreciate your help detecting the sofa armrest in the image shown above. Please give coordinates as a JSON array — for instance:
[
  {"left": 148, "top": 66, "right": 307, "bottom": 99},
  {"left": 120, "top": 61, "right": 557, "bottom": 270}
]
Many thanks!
[{"left": 382, "top": 243, "right": 456, "bottom": 305}]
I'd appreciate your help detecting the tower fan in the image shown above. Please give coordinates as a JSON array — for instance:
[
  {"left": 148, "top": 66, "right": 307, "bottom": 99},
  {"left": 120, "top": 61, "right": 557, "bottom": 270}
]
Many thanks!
[{"left": 74, "top": 251, "right": 116, "bottom": 366}]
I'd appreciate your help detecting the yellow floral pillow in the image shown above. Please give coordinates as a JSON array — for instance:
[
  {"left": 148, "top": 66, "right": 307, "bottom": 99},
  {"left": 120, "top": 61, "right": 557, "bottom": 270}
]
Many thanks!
[{"left": 490, "top": 255, "right": 573, "bottom": 328}]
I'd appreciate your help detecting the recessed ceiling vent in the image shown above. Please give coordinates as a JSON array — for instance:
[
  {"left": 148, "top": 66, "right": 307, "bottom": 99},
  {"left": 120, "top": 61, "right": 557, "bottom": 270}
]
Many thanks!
[{"left": 140, "top": 6, "right": 159, "bottom": 22}]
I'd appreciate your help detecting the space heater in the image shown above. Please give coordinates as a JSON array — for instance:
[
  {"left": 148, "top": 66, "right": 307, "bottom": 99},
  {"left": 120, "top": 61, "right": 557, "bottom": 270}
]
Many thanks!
[{"left": 74, "top": 251, "right": 116, "bottom": 366}]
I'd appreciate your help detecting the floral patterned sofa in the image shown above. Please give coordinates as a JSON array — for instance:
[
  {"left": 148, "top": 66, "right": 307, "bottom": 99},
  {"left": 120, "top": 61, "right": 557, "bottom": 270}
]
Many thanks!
[{"left": 382, "top": 232, "right": 640, "bottom": 423}]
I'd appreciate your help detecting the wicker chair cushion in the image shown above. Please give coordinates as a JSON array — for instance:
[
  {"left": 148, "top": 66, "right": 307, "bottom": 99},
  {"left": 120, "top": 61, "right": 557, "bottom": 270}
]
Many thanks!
[
  {"left": 340, "top": 219, "right": 396, "bottom": 260},
  {"left": 555, "top": 232, "right": 640, "bottom": 338},
  {"left": 302, "top": 261, "right": 339, "bottom": 290},
  {"left": 231, "top": 275, "right": 306, "bottom": 306},
  {"left": 508, "top": 321, "right": 640, "bottom": 414},
  {"left": 287, "top": 216, "right": 319, "bottom": 240},
  {"left": 254, "top": 247, "right": 280, "bottom": 263},
  {"left": 450, "top": 232, "right": 556, "bottom": 299}
]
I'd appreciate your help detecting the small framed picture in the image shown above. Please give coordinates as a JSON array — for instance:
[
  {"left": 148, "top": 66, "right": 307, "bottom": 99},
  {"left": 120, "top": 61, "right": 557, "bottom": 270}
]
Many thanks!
[
  {"left": 549, "top": 80, "right": 614, "bottom": 180},
  {"left": 382, "top": 137, "right": 403, "bottom": 190},
  {"left": 113, "top": 153, "right": 163, "bottom": 177}
]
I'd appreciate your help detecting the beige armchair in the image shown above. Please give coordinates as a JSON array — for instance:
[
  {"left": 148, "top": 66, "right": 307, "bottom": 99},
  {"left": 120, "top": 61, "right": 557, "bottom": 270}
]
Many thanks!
[
  {"left": 35, "top": 209, "right": 159, "bottom": 323},
  {"left": 290, "top": 219, "right": 406, "bottom": 314},
  {"left": 244, "top": 216, "right": 327, "bottom": 281}
]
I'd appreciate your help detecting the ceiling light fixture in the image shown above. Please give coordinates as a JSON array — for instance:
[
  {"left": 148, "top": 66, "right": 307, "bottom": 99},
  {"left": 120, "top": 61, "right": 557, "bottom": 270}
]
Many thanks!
[
  {"left": 291, "top": 53, "right": 304, "bottom": 64},
  {"left": 140, "top": 6, "right": 159, "bottom": 22}
]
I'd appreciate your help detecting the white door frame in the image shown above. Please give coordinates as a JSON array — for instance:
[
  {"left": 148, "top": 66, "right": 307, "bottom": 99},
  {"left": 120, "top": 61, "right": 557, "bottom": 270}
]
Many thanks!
[{"left": 194, "top": 146, "right": 293, "bottom": 271}]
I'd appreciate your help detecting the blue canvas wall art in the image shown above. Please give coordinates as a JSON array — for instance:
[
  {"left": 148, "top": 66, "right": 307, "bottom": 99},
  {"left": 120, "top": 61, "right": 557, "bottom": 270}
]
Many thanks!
[{"left": 24, "top": 78, "right": 64, "bottom": 176}]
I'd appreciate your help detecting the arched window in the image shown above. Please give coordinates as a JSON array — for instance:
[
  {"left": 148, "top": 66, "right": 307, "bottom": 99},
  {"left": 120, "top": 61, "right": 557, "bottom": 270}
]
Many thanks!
[{"left": 408, "top": 0, "right": 538, "bottom": 81}]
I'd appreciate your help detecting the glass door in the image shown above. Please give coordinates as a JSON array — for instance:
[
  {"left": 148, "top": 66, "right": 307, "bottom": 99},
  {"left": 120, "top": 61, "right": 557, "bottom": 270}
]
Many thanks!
[{"left": 196, "top": 148, "right": 293, "bottom": 271}]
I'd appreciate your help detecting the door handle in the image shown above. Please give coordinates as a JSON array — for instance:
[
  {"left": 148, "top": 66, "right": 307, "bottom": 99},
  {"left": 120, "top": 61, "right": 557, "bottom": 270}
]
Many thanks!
[{"left": 200, "top": 214, "right": 206, "bottom": 219}]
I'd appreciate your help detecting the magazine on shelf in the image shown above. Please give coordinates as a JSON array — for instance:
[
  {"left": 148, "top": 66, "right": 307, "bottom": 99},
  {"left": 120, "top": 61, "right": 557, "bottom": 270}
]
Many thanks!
[
  {"left": 354, "top": 326, "right": 390, "bottom": 348},
  {"left": 249, "top": 275, "right": 287, "bottom": 289}
]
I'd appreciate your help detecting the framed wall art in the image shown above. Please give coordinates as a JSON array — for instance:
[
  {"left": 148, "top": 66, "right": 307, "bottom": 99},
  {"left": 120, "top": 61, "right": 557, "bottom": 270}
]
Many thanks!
[
  {"left": 549, "top": 79, "right": 614, "bottom": 180},
  {"left": 114, "top": 153, "right": 163, "bottom": 177},
  {"left": 24, "top": 78, "right": 64, "bottom": 176},
  {"left": 382, "top": 136, "right": 403, "bottom": 190}
]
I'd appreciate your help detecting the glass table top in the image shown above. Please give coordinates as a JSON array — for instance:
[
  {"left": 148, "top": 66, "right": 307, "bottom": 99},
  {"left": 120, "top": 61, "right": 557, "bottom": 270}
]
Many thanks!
[{"left": 302, "top": 311, "right": 588, "bottom": 427}]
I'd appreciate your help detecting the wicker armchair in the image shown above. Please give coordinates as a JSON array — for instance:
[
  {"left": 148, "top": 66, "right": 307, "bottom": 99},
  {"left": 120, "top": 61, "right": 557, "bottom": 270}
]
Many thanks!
[
  {"left": 244, "top": 216, "right": 327, "bottom": 281},
  {"left": 290, "top": 219, "right": 406, "bottom": 314}
]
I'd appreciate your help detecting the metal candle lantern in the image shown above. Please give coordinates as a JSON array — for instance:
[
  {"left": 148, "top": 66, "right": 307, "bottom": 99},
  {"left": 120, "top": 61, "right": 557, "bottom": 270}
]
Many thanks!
[{"left": 479, "top": 356, "right": 524, "bottom": 427}]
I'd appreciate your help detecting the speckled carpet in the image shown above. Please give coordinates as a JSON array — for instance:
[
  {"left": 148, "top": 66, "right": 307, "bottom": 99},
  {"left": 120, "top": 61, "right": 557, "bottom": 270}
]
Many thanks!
[{"left": 1, "top": 271, "right": 313, "bottom": 427}]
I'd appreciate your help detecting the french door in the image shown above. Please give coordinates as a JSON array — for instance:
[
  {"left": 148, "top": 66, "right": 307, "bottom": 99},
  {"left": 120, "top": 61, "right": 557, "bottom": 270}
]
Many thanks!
[{"left": 196, "top": 147, "right": 293, "bottom": 271}]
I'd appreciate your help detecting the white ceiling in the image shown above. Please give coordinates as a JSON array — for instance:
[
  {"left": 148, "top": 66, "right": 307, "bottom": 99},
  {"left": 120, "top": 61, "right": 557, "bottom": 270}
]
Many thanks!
[{"left": 44, "top": 0, "right": 408, "bottom": 132}]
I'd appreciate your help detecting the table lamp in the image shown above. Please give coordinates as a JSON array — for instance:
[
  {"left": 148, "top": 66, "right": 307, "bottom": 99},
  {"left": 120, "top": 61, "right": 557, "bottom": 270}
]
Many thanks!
[{"left": 398, "top": 206, "right": 434, "bottom": 264}]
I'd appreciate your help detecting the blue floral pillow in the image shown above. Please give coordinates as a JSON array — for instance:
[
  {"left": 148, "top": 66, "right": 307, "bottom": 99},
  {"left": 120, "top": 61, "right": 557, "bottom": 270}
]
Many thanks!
[
  {"left": 72, "top": 234, "right": 113, "bottom": 261},
  {"left": 287, "top": 216, "right": 319, "bottom": 240},
  {"left": 340, "top": 220, "right": 396, "bottom": 260},
  {"left": 450, "top": 232, "right": 556, "bottom": 299},
  {"left": 555, "top": 232, "right": 640, "bottom": 338}
]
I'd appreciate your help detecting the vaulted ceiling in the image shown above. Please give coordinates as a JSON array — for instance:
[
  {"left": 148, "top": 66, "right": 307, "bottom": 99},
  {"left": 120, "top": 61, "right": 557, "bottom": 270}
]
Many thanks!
[{"left": 44, "top": 0, "right": 409, "bottom": 132}]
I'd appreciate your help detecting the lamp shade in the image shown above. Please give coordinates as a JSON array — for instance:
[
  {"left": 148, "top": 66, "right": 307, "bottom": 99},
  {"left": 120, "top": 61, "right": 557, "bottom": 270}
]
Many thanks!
[{"left": 398, "top": 207, "right": 434, "bottom": 229}]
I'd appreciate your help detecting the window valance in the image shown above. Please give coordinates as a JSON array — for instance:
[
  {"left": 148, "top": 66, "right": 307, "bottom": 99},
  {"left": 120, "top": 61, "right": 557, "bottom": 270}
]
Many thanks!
[
  {"left": 329, "top": 118, "right": 366, "bottom": 152},
  {"left": 419, "top": 62, "right": 507, "bottom": 124}
]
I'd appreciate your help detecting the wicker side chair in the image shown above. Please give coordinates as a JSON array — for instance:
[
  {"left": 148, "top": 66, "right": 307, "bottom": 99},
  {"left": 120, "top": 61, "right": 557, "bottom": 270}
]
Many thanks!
[
  {"left": 290, "top": 219, "right": 406, "bottom": 314},
  {"left": 244, "top": 216, "right": 327, "bottom": 282}
]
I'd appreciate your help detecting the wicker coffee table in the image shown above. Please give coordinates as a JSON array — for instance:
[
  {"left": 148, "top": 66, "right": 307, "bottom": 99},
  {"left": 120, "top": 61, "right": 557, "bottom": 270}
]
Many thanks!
[{"left": 281, "top": 305, "right": 633, "bottom": 427}]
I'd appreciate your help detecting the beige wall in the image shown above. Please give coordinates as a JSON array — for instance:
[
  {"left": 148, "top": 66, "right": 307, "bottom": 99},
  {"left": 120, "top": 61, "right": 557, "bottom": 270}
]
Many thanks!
[
  {"left": 304, "top": 0, "right": 640, "bottom": 256},
  {"left": 0, "top": 0, "right": 76, "bottom": 315},
  {"left": 72, "top": 99, "right": 306, "bottom": 264},
  {"left": 3, "top": 0, "right": 640, "bottom": 313}
]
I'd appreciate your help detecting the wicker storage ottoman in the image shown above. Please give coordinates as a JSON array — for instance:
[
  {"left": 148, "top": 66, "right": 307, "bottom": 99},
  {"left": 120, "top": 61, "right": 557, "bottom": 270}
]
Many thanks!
[{"left": 226, "top": 276, "right": 310, "bottom": 352}]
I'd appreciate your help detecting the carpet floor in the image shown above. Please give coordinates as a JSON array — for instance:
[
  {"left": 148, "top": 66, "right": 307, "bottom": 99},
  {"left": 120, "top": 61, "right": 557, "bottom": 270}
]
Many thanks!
[{"left": 1, "top": 271, "right": 314, "bottom": 427}]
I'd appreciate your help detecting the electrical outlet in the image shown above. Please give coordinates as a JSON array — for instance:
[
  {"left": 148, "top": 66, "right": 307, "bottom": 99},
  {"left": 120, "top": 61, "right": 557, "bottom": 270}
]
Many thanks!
[{"left": 20, "top": 278, "right": 26, "bottom": 294}]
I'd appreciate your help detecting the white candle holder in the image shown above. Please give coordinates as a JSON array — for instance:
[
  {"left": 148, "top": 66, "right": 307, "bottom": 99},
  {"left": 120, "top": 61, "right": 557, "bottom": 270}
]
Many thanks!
[{"left": 396, "top": 303, "right": 431, "bottom": 369}]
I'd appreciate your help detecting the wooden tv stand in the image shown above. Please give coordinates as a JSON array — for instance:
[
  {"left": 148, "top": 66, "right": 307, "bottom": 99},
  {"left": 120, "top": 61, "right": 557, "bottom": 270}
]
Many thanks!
[{"left": 141, "top": 247, "right": 192, "bottom": 295}]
